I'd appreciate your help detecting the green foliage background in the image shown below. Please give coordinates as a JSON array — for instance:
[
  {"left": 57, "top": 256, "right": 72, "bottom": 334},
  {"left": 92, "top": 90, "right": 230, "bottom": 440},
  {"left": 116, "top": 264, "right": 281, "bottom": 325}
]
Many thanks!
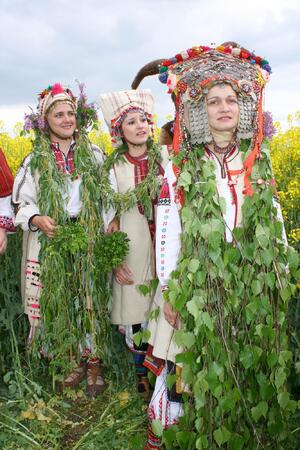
[{"left": 0, "top": 118, "right": 299, "bottom": 448}]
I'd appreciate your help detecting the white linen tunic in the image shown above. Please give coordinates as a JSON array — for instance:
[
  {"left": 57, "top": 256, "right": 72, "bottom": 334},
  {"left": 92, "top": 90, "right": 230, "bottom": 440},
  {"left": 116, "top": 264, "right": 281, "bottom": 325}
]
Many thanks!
[{"left": 111, "top": 145, "right": 170, "bottom": 325}]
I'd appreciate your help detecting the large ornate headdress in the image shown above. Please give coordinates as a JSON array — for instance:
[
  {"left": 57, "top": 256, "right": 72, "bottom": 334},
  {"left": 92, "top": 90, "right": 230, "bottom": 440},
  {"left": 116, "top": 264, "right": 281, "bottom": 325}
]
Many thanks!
[
  {"left": 99, "top": 89, "right": 154, "bottom": 147},
  {"left": 157, "top": 44, "right": 271, "bottom": 196},
  {"left": 158, "top": 44, "right": 270, "bottom": 146}
]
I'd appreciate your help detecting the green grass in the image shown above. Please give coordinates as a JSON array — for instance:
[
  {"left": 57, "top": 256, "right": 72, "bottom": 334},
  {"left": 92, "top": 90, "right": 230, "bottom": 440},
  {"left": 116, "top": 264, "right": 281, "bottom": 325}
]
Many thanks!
[{"left": 0, "top": 329, "right": 148, "bottom": 450}]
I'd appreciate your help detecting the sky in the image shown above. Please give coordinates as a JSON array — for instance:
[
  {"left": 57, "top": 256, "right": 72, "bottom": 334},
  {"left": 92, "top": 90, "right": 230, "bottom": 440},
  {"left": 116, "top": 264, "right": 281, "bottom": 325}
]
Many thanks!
[{"left": 0, "top": 0, "right": 299, "bottom": 135}]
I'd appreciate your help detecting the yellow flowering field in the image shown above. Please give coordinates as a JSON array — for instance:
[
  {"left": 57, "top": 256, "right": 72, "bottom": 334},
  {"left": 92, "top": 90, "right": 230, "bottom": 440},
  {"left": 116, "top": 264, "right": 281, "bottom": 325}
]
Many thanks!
[{"left": 270, "top": 113, "right": 300, "bottom": 246}]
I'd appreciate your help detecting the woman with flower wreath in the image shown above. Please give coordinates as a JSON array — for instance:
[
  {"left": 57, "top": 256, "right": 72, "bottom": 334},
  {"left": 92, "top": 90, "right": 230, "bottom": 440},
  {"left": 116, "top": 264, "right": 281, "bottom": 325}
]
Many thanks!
[
  {"left": 143, "top": 44, "right": 296, "bottom": 449},
  {"left": 12, "top": 83, "right": 118, "bottom": 397},
  {"left": 0, "top": 149, "right": 16, "bottom": 253},
  {"left": 99, "top": 89, "right": 171, "bottom": 397}
]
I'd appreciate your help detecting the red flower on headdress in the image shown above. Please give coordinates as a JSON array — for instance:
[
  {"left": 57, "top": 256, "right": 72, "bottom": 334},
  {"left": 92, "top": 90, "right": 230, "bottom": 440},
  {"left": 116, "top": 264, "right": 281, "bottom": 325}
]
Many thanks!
[
  {"left": 51, "top": 83, "right": 65, "bottom": 96},
  {"left": 175, "top": 53, "right": 184, "bottom": 62},
  {"left": 39, "top": 88, "right": 50, "bottom": 99},
  {"left": 240, "top": 50, "right": 249, "bottom": 59},
  {"left": 177, "top": 80, "right": 188, "bottom": 92},
  {"left": 187, "top": 48, "right": 197, "bottom": 58},
  {"left": 254, "top": 56, "right": 262, "bottom": 65}
]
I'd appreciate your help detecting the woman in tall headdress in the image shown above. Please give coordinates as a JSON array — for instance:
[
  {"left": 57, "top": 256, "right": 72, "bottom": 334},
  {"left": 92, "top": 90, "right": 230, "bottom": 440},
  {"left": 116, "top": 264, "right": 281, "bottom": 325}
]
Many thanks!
[
  {"left": 99, "top": 89, "right": 171, "bottom": 397},
  {"left": 0, "top": 149, "right": 15, "bottom": 253},
  {"left": 12, "top": 83, "right": 118, "bottom": 397},
  {"left": 145, "top": 44, "right": 295, "bottom": 449}
]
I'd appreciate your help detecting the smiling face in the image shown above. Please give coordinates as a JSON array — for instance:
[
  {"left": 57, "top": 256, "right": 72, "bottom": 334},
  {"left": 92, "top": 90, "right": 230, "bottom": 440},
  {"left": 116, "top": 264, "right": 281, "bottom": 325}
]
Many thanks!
[
  {"left": 46, "top": 102, "right": 76, "bottom": 141},
  {"left": 206, "top": 84, "right": 240, "bottom": 133},
  {"left": 121, "top": 111, "right": 150, "bottom": 146}
]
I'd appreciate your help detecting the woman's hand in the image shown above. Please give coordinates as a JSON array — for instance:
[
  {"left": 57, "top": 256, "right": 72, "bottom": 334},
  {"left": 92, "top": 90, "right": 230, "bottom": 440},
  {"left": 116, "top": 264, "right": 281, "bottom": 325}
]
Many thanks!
[
  {"left": 0, "top": 228, "right": 8, "bottom": 254},
  {"left": 31, "top": 215, "right": 56, "bottom": 238},
  {"left": 163, "top": 302, "right": 179, "bottom": 329},
  {"left": 114, "top": 262, "right": 134, "bottom": 285},
  {"left": 107, "top": 217, "right": 119, "bottom": 234}
]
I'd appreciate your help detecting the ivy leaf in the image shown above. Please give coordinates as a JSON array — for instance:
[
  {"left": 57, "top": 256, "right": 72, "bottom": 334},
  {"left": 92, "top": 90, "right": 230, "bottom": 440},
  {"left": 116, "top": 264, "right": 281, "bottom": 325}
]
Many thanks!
[
  {"left": 275, "top": 367, "right": 287, "bottom": 389},
  {"left": 245, "top": 301, "right": 256, "bottom": 324},
  {"left": 255, "top": 223, "right": 270, "bottom": 248},
  {"left": 166, "top": 374, "right": 177, "bottom": 391},
  {"left": 258, "top": 377, "right": 274, "bottom": 401},
  {"left": 208, "top": 231, "right": 222, "bottom": 249},
  {"left": 240, "top": 345, "right": 262, "bottom": 369},
  {"left": 186, "top": 297, "right": 200, "bottom": 320},
  {"left": 178, "top": 171, "right": 191, "bottom": 189},
  {"left": 182, "top": 364, "right": 193, "bottom": 384},
  {"left": 277, "top": 391, "right": 290, "bottom": 409},
  {"left": 219, "top": 397, "right": 235, "bottom": 412},
  {"left": 265, "top": 272, "right": 275, "bottom": 289},
  {"left": 138, "top": 284, "right": 149, "bottom": 296},
  {"left": 218, "top": 196, "right": 226, "bottom": 214},
  {"left": 278, "top": 350, "right": 292, "bottom": 366},
  {"left": 150, "top": 277, "right": 159, "bottom": 293},
  {"left": 201, "top": 311, "right": 214, "bottom": 331},
  {"left": 149, "top": 306, "right": 160, "bottom": 321},
  {"left": 176, "top": 431, "right": 196, "bottom": 448},
  {"left": 163, "top": 425, "right": 178, "bottom": 449},
  {"left": 224, "top": 247, "right": 240, "bottom": 265},
  {"left": 230, "top": 433, "right": 246, "bottom": 450},
  {"left": 196, "top": 435, "right": 209, "bottom": 449},
  {"left": 267, "top": 351, "right": 278, "bottom": 369},
  {"left": 286, "top": 246, "right": 299, "bottom": 271},
  {"left": 194, "top": 371, "right": 209, "bottom": 398},
  {"left": 260, "top": 249, "right": 273, "bottom": 266},
  {"left": 181, "top": 206, "right": 193, "bottom": 223},
  {"left": 251, "top": 279, "right": 263, "bottom": 296},
  {"left": 211, "top": 362, "right": 224, "bottom": 382},
  {"left": 188, "top": 259, "right": 200, "bottom": 273},
  {"left": 208, "top": 247, "right": 221, "bottom": 264},
  {"left": 174, "top": 331, "right": 195, "bottom": 348},
  {"left": 142, "top": 328, "right": 151, "bottom": 343},
  {"left": 174, "top": 293, "right": 187, "bottom": 311},
  {"left": 213, "top": 426, "right": 231, "bottom": 446},
  {"left": 151, "top": 419, "right": 163, "bottom": 437},
  {"left": 251, "top": 401, "right": 268, "bottom": 422},
  {"left": 176, "top": 351, "right": 195, "bottom": 365},
  {"left": 195, "top": 271, "right": 206, "bottom": 286},
  {"left": 232, "top": 227, "right": 243, "bottom": 241},
  {"left": 132, "top": 330, "right": 142, "bottom": 347},
  {"left": 280, "top": 286, "right": 292, "bottom": 302}
]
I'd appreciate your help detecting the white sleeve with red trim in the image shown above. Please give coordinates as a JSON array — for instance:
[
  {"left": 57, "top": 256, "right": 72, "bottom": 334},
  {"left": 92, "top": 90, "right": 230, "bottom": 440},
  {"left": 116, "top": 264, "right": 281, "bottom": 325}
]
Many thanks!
[
  {"left": 156, "top": 161, "right": 182, "bottom": 289},
  {"left": 12, "top": 155, "right": 40, "bottom": 231}
]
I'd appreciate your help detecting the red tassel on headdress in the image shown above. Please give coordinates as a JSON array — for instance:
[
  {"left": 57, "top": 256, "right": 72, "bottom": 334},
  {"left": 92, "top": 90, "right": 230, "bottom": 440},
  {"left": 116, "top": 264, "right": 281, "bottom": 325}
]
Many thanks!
[
  {"left": 243, "top": 93, "right": 263, "bottom": 196},
  {"left": 172, "top": 96, "right": 181, "bottom": 155},
  {"left": 171, "top": 95, "right": 185, "bottom": 207},
  {"left": 0, "top": 149, "right": 14, "bottom": 198}
]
